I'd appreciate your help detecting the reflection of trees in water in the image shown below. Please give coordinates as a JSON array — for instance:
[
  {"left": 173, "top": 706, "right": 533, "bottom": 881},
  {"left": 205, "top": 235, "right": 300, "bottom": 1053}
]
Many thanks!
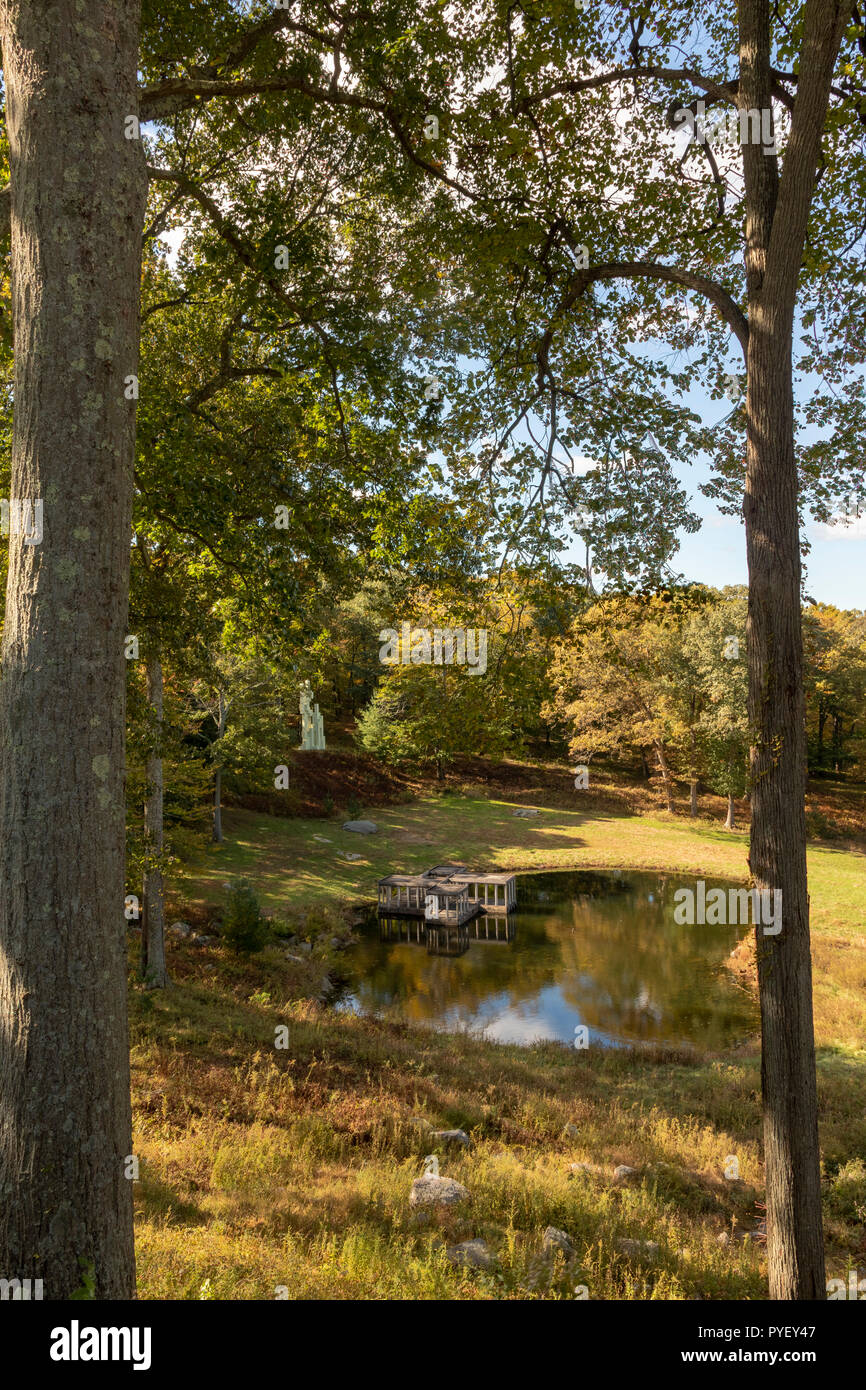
[
  {"left": 554, "top": 876, "right": 757, "bottom": 1047},
  {"left": 353, "top": 916, "right": 559, "bottom": 1023},
  {"left": 349, "top": 872, "right": 758, "bottom": 1046}
]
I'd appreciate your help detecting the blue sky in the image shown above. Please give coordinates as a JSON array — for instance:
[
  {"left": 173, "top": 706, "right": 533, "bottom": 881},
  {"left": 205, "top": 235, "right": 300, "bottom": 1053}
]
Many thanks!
[{"left": 667, "top": 382, "right": 866, "bottom": 610}]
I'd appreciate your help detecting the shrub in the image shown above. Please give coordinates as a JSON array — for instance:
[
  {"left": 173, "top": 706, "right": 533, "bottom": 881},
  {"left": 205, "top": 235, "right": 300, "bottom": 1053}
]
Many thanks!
[
  {"left": 346, "top": 795, "right": 362, "bottom": 820},
  {"left": 221, "top": 878, "right": 269, "bottom": 955}
]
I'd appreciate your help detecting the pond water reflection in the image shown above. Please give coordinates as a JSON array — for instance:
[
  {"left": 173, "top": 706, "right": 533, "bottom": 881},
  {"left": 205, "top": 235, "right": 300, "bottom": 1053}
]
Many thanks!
[{"left": 338, "top": 869, "right": 759, "bottom": 1051}]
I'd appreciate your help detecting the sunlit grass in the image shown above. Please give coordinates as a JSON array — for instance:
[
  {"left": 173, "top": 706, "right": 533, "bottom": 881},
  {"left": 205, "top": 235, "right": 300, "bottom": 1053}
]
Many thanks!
[{"left": 135, "top": 786, "right": 865, "bottom": 1299}]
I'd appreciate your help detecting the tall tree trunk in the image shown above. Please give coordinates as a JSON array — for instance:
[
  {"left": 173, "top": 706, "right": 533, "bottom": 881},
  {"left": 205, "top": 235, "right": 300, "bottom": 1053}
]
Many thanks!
[
  {"left": 739, "top": 0, "right": 851, "bottom": 1301},
  {"left": 141, "top": 655, "right": 168, "bottom": 989},
  {"left": 0, "top": 1, "right": 145, "bottom": 1298},
  {"left": 689, "top": 728, "right": 699, "bottom": 818}
]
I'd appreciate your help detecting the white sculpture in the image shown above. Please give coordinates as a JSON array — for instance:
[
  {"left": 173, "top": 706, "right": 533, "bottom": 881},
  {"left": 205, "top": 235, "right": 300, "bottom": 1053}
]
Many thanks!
[{"left": 299, "top": 681, "right": 326, "bottom": 750}]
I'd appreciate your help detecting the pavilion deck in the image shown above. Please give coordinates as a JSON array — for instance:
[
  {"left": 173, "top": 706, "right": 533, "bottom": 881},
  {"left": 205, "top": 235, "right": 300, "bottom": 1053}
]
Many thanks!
[{"left": 377, "top": 863, "right": 517, "bottom": 917}]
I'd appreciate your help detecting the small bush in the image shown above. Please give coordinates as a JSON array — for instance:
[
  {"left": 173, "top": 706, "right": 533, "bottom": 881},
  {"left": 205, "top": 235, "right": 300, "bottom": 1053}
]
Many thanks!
[
  {"left": 346, "top": 795, "right": 362, "bottom": 820},
  {"left": 221, "top": 879, "right": 269, "bottom": 955}
]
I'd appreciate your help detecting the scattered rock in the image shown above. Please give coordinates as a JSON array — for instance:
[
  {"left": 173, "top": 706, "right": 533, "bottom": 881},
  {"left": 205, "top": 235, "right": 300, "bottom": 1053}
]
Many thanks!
[
  {"left": 297, "top": 941, "right": 313, "bottom": 954},
  {"left": 616, "top": 1238, "right": 659, "bottom": 1259},
  {"left": 613, "top": 1165, "right": 638, "bottom": 1183},
  {"left": 337, "top": 851, "right": 363, "bottom": 862},
  {"left": 190, "top": 934, "right": 214, "bottom": 945},
  {"left": 284, "top": 953, "right": 306, "bottom": 964},
  {"left": 342, "top": 820, "right": 378, "bottom": 834},
  {"left": 168, "top": 921, "right": 192, "bottom": 938},
  {"left": 409, "top": 1116, "right": 433, "bottom": 1131},
  {"left": 569, "top": 1162, "right": 607, "bottom": 1179},
  {"left": 512, "top": 808, "right": 539, "bottom": 817},
  {"left": 563, "top": 1123, "right": 581, "bottom": 1140},
  {"left": 430, "top": 1129, "right": 470, "bottom": 1147},
  {"left": 446, "top": 1239, "right": 494, "bottom": 1271},
  {"left": 203, "top": 964, "right": 216, "bottom": 973},
  {"left": 716, "top": 1231, "right": 732, "bottom": 1247},
  {"left": 312, "top": 835, "right": 333, "bottom": 843},
  {"left": 542, "top": 1226, "right": 576, "bottom": 1258},
  {"left": 409, "top": 1176, "right": 471, "bottom": 1209}
]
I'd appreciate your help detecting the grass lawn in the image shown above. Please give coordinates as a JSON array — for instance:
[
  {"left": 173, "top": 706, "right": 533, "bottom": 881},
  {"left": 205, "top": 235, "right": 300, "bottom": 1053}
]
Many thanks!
[{"left": 131, "top": 788, "right": 866, "bottom": 1299}]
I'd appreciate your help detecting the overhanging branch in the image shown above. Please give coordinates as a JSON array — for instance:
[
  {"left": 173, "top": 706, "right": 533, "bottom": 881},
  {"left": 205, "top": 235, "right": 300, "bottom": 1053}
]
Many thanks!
[{"left": 538, "top": 260, "right": 749, "bottom": 382}]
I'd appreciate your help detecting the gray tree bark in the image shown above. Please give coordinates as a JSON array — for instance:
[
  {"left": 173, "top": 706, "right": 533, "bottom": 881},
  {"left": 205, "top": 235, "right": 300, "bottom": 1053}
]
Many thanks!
[
  {"left": 740, "top": 0, "right": 853, "bottom": 1300},
  {"left": 724, "top": 791, "right": 735, "bottom": 831},
  {"left": 0, "top": 1, "right": 145, "bottom": 1298},
  {"left": 141, "top": 655, "right": 168, "bottom": 989}
]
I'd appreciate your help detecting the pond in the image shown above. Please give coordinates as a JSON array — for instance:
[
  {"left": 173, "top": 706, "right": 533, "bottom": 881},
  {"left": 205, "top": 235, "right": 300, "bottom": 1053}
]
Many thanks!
[{"left": 337, "top": 869, "right": 759, "bottom": 1051}]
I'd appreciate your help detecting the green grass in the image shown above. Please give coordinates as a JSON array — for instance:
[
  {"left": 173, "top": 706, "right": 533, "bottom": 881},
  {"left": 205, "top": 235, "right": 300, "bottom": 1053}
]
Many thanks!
[
  {"left": 132, "top": 788, "right": 866, "bottom": 1299},
  {"left": 179, "top": 791, "right": 866, "bottom": 1048}
]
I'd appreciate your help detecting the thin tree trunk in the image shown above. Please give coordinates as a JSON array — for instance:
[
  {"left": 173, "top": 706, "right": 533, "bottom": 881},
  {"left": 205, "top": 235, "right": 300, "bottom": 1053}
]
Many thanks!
[
  {"left": 213, "top": 689, "right": 227, "bottom": 842},
  {"left": 725, "top": 791, "right": 735, "bottom": 831},
  {"left": 739, "top": 0, "right": 851, "bottom": 1301},
  {"left": 817, "top": 703, "right": 826, "bottom": 768},
  {"left": 0, "top": 0, "right": 145, "bottom": 1298},
  {"left": 653, "top": 739, "right": 675, "bottom": 814},
  {"left": 141, "top": 655, "right": 168, "bottom": 989}
]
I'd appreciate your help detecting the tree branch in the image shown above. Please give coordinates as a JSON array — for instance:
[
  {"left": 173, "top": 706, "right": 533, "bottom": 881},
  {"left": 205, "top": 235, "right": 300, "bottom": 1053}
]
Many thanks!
[{"left": 538, "top": 261, "right": 749, "bottom": 377}]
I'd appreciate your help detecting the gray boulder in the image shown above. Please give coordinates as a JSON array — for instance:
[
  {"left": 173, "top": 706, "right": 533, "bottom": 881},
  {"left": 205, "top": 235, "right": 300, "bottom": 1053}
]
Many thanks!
[
  {"left": 168, "top": 921, "right": 192, "bottom": 938},
  {"left": 542, "top": 1226, "right": 576, "bottom": 1258},
  {"left": 513, "top": 808, "right": 539, "bottom": 818},
  {"left": 616, "top": 1238, "right": 659, "bottom": 1258},
  {"left": 446, "top": 1239, "right": 494, "bottom": 1271},
  {"left": 430, "top": 1129, "right": 470, "bottom": 1147},
  {"left": 342, "top": 820, "right": 378, "bottom": 834},
  {"left": 613, "top": 1164, "right": 638, "bottom": 1183},
  {"left": 410, "top": 1176, "right": 470, "bottom": 1209}
]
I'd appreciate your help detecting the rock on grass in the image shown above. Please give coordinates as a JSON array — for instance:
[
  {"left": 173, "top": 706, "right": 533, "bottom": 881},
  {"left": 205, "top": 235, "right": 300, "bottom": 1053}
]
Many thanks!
[
  {"left": 446, "top": 1239, "right": 494, "bottom": 1270},
  {"left": 410, "top": 1176, "right": 471, "bottom": 1208}
]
